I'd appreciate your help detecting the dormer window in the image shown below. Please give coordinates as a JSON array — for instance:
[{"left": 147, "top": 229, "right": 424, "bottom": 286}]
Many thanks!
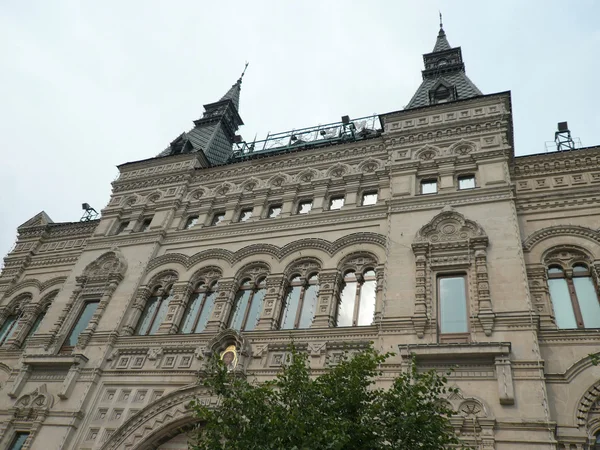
[
  {"left": 437, "top": 59, "right": 448, "bottom": 67},
  {"left": 434, "top": 85, "right": 451, "bottom": 102}
]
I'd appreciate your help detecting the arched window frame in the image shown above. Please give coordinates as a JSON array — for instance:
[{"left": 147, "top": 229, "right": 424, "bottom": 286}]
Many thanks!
[
  {"left": 135, "top": 283, "right": 175, "bottom": 336},
  {"left": 280, "top": 271, "right": 320, "bottom": 330},
  {"left": 228, "top": 277, "right": 267, "bottom": 332},
  {"left": 336, "top": 268, "right": 378, "bottom": 327},
  {"left": 180, "top": 279, "right": 219, "bottom": 335},
  {"left": 0, "top": 294, "right": 31, "bottom": 347},
  {"left": 546, "top": 260, "right": 600, "bottom": 329}
]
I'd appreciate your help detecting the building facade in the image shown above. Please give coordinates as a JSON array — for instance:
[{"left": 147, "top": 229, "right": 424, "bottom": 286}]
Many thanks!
[{"left": 1, "top": 24, "right": 599, "bottom": 450}]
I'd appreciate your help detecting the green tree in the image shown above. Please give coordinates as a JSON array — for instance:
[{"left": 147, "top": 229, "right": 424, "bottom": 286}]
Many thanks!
[{"left": 189, "top": 346, "right": 462, "bottom": 450}]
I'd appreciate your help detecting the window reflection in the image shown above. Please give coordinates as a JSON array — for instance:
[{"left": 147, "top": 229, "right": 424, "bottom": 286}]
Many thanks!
[
  {"left": 548, "top": 264, "right": 600, "bottom": 329},
  {"left": 63, "top": 300, "right": 99, "bottom": 348},
  {"left": 337, "top": 269, "right": 377, "bottom": 327},
  {"left": 180, "top": 282, "right": 218, "bottom": 334},
  {"left": 0, "top": 315, "right": 18, "bottom": 346},
  {"left": 438, "top": 276, "right": 468, "bottom": 334},
  {"left": 280, "top": 274, "right": 319, "bottom": 329},
  {"left": 421, "top": 179, "right": 438, "bottom": 194},
  {"left": 361, "top": 191, "right": 378, "bottom": 206},
  {"left": 136, "top": 286, "right": 173, "bottom": 336},
  {"left": 229, "top": 278, "right": 266, "bottom": 332}
]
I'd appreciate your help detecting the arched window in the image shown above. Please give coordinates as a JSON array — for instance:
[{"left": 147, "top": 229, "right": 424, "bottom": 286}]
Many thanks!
[
  {"left": 547, "top": 264, "right": 600, "bottom": 329},
  {"left": 0, "top": 314, "right": 19, "bottom": 346},
  {"left": 180, "top": 281, "right": 218, "bottom": 334},
  {"left": 337, "top": 269, "right": 377, "bottom": 327},
  {"left": 593, "top": 431, "right": 600, "bottom": 450},
  {"left": 136, "top": 285, "right": 174, "bottom": 335},
  {"left": 25, "top": 304, "right": 50, "bottom": 342},
  {"left": 280, "top": 273, "right": 319, "bottom": 330},
  {"left": 229, "top": 278, "right": 266, "bottom": 332}
]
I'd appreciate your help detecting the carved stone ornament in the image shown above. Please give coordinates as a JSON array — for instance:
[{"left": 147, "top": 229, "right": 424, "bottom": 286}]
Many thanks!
[
  {"left": 414, "top": 205, "right": 486, "bottom": 244},
  {"left": 82, "top": 248, "right": 128, "bottom": 281},
  {"left": 13, "top": 384, "right": 54, "bottom": 420},
  {"left": 414, "top": 144, "right": 441, "bottom": 161}
]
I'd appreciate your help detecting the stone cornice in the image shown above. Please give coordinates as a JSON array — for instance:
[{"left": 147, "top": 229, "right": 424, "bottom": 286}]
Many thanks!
[
  {"left": 390, "top": 188, "right": 513, "bottom": 212},
  {"left": 512, "top": 146, "right": 600, "bottom": 178}
]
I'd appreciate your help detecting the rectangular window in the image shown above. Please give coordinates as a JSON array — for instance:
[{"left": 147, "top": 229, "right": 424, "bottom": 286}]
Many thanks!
[
  {"left": 63, "top": 301, "right": 99, "bottom": 349},
  {"left": 297, "top": 200, "right": 313, "bottom": 214},
  {"left": 210, "top": 212, "right": 225, "bottom": 226},
  {"left": 184, "top": 215, "right": 199, "bottom": 230},
  {"left": 329, "top": 196, "right": 345, "bottom": 210},
  {"left": 139, "top": 217, "right": 153, "bottom": 232},
  {"left": 268, "top": 204, "right": 282, "bottom": 218},
  {"left": 8, "top": 432, "right": 29, "bottom": 450},
  {"left": 239, "top": 208, "right": 253, "bottom": 222},
  {"left": 421, "top": 179, "right": 438, "bottom": 194},
  {"left": 115, "top": 221, "right": 130, "bottom": 235},
  {"left": 458, "top": 175, "right": 476, "bottom": 190},
  {"left": 438, "top": 276, "right": 468, "bottom": 335},
  {"left": 361, "top": 191, "right": 378, "bottom": 206}
]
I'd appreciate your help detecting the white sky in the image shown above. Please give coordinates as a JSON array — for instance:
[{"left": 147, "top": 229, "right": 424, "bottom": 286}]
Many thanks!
[{"left": 1, "top": 0, "right": 599, "bottom": 261}]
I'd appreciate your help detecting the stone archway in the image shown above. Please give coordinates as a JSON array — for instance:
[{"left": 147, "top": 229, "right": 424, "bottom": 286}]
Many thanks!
[{"left": 99, "top": 384, "right": 216, "bottom": 450}]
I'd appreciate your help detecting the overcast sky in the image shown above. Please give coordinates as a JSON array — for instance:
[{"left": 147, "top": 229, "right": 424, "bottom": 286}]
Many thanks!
[{"left": 1, "top": 0, "right": 599, "bottom": 261}]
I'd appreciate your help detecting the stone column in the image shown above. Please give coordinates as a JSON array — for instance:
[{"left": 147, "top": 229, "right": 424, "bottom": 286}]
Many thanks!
[
  {"left": 310, "top": 180, "right": 329, "bottom": 213},
  {"left": 474, "top": 242, "right": 495, "bottom": 336},
  {"left": 311, "top": 270, "right": 338, "bottom": 328},
  {"left": 411, "top": 244, "right": 428, "bottom": 338},
  {"left": 373, "top": 265, "right": 385, "bottom": 322},
  {"left": 342, "top": 175, "right": 362, "bottom": 208},
  {"left": 495, "top": 356, "right": 515, "bottom": 405},
  {"left": 5, "top": 302, "right": 38, "bottom": 349},
  {"left": 256, "top": 274, "right": 286, "bottom": 330},
  {"left": 279, "top": 190, "right": 298, "bottom": 218},
  {"left": 205, "top": 278, "right": 236, "bottom": 332},
  {"left": 158, "top": 281, "right": 192, "bottom": 334},
  {"left": 222, "top": 194, "right": 242, "bottom": 225},
  {"left": 121, "top": 286, "right": 151, "bottom": 336}
]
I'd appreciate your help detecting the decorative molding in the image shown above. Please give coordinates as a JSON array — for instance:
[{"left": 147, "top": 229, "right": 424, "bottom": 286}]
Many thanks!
[{"left": 522, "top": 225, "right": 600, "bottom": 252}]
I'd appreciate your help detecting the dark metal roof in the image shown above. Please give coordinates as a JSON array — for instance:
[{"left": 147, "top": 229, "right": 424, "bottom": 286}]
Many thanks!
[
  {"left": 406, "top": 72, "right": 482, "bottom": 109},
  {"left": 432, "top": 27, "right": 452, "bottom": 52}
]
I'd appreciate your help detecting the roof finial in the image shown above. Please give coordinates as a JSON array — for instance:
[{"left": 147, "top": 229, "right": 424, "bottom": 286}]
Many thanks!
[
  {"left": 238, "top": 62, "right": 249, "bottom": 84},
  {"left": 439, "top": 11, "right": 443, "bottom": 29}
]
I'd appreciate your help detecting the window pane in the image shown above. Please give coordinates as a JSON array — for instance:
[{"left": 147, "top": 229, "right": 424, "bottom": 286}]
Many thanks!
[
  {"left": 548, "top": 278, "right": 578, "bottom": 329},
  {"left": 229, "top": 290, "right": 251, "bottom": 331},
  {"left": 140, "top": 217, "right": 152, "bottom": 232},
  {"left": 280, "top": 286, "right": 302, "bottom": 330},
  {"left": 244, "top": 288, "right": 266, "bottom": 331},
  {"left": 195, "top": 290, "right": 217, "bottom": 333},
  {"left": 358, "top": 279, "right": 377, "bottom": 326},
  {"left": 239, "top": 209, "right": 253, "bottom": 222},
  {"left": 548, "top": 267, "right": 563, "bottom": 275},
  {"left": 329, "top": 197, "right": 345, "bottom": 210},
  {"left": 268, "top": 205, "right": 282, "bottom": 218},
  {"left": 298, "top": 284, "right": 319, "bottom": 329},
  {"left": 180, "top": 293, "right": 203, "bottom": 334},
  {"left": 211, "top": 213, "right": 225, "bottom": 226},
  {"left": 573, "top": 277, "right": 600, "bottom": 328},
  {"left": 421, "top": 180, "right": 438, "bottom": 194},
  {"left": 573, "top": 264, "right": 588, "bottom": 274},
  {"left": 0, "top": 316, "right": 17, "bottom": 345},
  {"left": 439, "top": 277, "right": 468, "bottom": 333},
  {"left": 136, "top": 296, "right": 159, "bottom": 335},
  {"left": 362, "top": 192, "right": 378, "bottom": 206},
  {"left": 26, "top": 309, "right": 47, "bottom": 340},
  {"left": 298, "top": 201, "right": 312, "bottom": 214},
  {"left": 66, "top": 301, "right": 99, "bottom": 347},
  {"left": 185, "top": 216, "right": 199, "bottom": 229},
  {"left": 338, "top": 281, "right": 357, "bottom": 327},
  {"left": 116, "top": 221, "right": 129, "bottom": 234},
  {"left": 458, "top": 176, "right": 475, "bottom": 190},
  {"left": 9, "top": 432, "right": 29, "bottom": 450},
  {"left": 149, "top": 294, "right": 171, "bottom": 335}
]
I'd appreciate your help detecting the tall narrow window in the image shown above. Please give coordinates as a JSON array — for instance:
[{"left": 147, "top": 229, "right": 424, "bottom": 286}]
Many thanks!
[
  {"left": 25, "top": 304, "right": 50, "bottom": 342},
  {"left": 548, "top": 264, "right": 600, "bottom": 329},
  {"left": 438, "top": 275, "right": 468, "bottom": 335},
  {"left": 238, "top": 208, "right": 253, "bottom": 222},
  {"left": 136, "top": 287, "right": 173, "bottom": 335},
  {"left": 211, "top": 212, "right": 225, "bottom": 226},
  {"left": 337, "top": 270, "right": 377, "bottom": 327},
  {"left": 280, "top": 274, "right": 319, "bottom": 330},
  {"left": 8, "top": 432, "right": 29, "bottom": 450},
  {"left": 421, "top": 179, "right": 438, "bottom": 194},
  {"left": 115, "top": 221, "right": 130, "bottom": 235},
  {"left": 0, "top": 314, "right": 19, "bottom": 346},
  {"left": 62, "top": 300, "right": 99, "bottom": 350},
  {"left": 229, "top": 278, "right": 267, "bottom": 332},
  {"left": 180, "top": 282, "right": 218, "bottom": 334}
]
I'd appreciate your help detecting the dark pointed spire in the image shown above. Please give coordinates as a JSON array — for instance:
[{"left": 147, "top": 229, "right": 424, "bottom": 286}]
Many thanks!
[
  {"left": 432, "top": 12, "right": 452, "bottom": 52},
  {"left": 219, "top": 62, "right": 248, "bottom": 110},
  {"left": 406, "top": 20, "right": 482, "bottom": 109}
]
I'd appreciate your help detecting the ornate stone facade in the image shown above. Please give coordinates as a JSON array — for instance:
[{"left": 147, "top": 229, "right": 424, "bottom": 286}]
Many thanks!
[{"left": 1, "top": 27, "right": 600, "bottom": 450}]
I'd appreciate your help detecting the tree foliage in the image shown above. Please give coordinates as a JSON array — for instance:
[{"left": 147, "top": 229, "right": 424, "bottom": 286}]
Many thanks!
[{"left": 189, "top": 346, "right": 462, "bottom": 450}]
